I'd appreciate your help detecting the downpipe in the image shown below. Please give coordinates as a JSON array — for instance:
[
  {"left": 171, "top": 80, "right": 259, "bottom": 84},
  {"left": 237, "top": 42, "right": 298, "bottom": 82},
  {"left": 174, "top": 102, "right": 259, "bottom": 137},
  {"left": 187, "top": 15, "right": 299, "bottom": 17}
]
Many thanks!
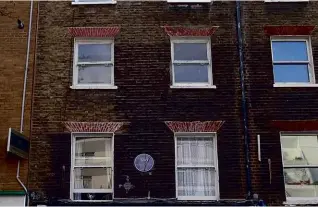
[
  {"left": 18, "top": 0, "right": 34, "bottom": 206},
  {"left": 235, "top": 0, "right": 252, "bottom": 198}
]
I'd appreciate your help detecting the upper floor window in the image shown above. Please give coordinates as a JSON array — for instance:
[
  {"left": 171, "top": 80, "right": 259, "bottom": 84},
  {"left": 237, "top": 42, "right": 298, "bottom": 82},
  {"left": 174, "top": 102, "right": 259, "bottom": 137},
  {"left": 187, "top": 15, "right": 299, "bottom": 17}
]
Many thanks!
[
  {"left": 271, "top": 37, "right": 315, "bottom": 86},
  {"left": 71, "top": 133, "right": 113, "bottom": 201},
  {"left": 72, "top": 39, "right": 117, "bottom": 89},
  {"left": 170, "top": 38, "right": 214, "bottom": 88},
  {"left": 280, "top": 134, "right": 318, "bottom": 202},
  {"left": 175, "top": 133, "right": 219, "bottom": 200}
]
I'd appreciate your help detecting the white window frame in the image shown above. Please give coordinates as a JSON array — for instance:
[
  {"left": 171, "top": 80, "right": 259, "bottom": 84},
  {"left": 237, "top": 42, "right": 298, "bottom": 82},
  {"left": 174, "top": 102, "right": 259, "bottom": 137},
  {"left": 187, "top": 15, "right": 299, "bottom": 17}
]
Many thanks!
[
  {"left": 72, "top": 0, "right": 117, "bottom": 5},
  {"left": 280, "top": 132, "right": 318, "bottom": 204},
  {"left": 265, "top": 0, "right": 308, "bottom": 2},
  {"left": 271, "top": 36, "right": 316, "bottom": 87},
  {"left": 71, "top": 38, "right": 117, "bottom": 90},
  {"left": 70, "top": 132, "right": 114, "bottom": 202},
  {"left": 170, "top": 37, "right": 215, "bottom": 89},
  {"left": 174, "top": 132, "right": 219, "bottom": 200},
  {"left": 167, "top": 0, "right": 212, "bottom": 3}
]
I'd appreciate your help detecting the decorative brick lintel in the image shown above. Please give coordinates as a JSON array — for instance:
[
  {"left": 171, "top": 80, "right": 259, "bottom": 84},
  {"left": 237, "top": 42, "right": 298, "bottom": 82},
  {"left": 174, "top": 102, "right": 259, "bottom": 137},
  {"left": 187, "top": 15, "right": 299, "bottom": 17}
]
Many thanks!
[
  {"left": 68, "top": 27, "right": 120, "bottom": 38},
  {"left": 264, "top": 25, "right": 315, "bottom": 36},
  {"left": 271, "top": 120, "right": 318, "bottom": 131},
  {"left": 165, "top": 121, "right": 224, "bottom": 132},
  {"left": 163, "top": 26, "right": 218, "bottom": 36},
  {"left": 64, "top": 122, "right": 124, "bottom": 133}
]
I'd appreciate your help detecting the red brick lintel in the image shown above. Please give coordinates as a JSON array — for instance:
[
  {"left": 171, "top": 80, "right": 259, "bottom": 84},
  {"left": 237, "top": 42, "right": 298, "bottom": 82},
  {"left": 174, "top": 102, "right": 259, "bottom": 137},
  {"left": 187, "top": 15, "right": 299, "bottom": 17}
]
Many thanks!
[
  {"left": 165, "top": 121, "right": 224, "bottom": 133},
  {"left": 163, "top": 26, "right": 219, "bottom": 36},
  {"left": 68, "top": 27, "right": 120, "bottom": 38},
  {"left": 264, "top": 25, "right": 315, "bottom": 36},
  {"left": 64, "top": 122, "right": 124, "bottom": 133},
  {"left": 271, "top": 120, "right": 318, "bottom": 131}
]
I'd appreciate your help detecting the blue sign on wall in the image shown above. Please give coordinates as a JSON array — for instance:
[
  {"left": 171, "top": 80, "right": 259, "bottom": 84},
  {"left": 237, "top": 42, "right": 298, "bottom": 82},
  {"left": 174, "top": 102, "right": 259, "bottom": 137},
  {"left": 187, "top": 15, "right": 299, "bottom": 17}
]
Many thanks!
[{"left": 7, "top": 128, "right": 29, "bottom": 159}]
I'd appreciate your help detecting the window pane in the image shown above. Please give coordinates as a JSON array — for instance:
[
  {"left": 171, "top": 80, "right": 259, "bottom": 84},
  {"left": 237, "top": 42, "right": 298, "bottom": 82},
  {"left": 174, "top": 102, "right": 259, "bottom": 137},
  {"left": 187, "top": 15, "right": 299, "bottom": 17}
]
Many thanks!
[
  {"left": 78, "top": 44, "right": 111, "bottom": 62},
  {"left": 273, "top": 64, "right": 309, "bottom": 83},
  {"left": 78, "top": 65, "right": 112, "bottom": 84},
  {"left": 177, "top": 137, "right": 214, "bottom": 166},
  {"left": 174, "top": 64, "right": 209, "bottom": 83},
  {"left": 174, "top": 43, "right": 208, "bottom": 61},
  {"left": 272, "top": 41, "right": 308, "bottom": 61},
  {"left": 177, "top": 168, "right": 215, "bottom": 197},
  {"left": 281, "top": 135, "right": 318, "bottom": 166},
  {"left": 74, "top": 167, "right": 112, "bottom": 190},
  {"left": 284, "top": 168, "right": 318, "bottom": 197},
  {"left": 73, "top": 193, "right": 112, "bottom": 201}
]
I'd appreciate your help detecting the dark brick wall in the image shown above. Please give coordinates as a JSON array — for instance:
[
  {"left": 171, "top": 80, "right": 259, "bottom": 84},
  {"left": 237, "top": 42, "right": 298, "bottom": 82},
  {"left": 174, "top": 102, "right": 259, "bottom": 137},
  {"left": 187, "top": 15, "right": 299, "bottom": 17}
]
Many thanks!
[
  {"left": 0, "top": 2, "right": 37, "bottom": 191},
  {"left": 29, "top": 1, "right": 247, "bottom": 202},
  {"left": 242, "top": 1, "right": 318, "bottom": 204}
]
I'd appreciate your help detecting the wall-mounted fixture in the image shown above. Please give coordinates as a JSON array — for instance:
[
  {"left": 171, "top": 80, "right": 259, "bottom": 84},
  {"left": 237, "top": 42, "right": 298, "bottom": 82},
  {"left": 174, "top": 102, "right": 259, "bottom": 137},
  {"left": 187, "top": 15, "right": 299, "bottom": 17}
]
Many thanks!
[{"left": 17, "top": 19, "right": 24, "bottom": 29}]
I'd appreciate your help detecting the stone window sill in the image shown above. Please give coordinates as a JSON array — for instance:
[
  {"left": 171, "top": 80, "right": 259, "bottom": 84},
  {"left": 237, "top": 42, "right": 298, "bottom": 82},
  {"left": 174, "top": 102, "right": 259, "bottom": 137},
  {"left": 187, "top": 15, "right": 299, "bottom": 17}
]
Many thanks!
[
  {"left": 274, "top": 83, "right": 318, "bottom": 88},
  {"left": 71, "top": 1, "right": 116, "bottom": 5},
  {"left": 170, "top": 85, "right": 217, "bottom": 89},
  {"left": 70, "top": 85, "right": 118, "bottom": 90}
]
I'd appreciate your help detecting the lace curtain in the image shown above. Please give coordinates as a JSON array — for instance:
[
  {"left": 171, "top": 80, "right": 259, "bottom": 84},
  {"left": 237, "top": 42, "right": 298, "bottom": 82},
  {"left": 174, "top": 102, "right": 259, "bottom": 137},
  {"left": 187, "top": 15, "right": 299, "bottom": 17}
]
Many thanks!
[{"left": 177, "top": 137, "right": 215, "bottom": 197}]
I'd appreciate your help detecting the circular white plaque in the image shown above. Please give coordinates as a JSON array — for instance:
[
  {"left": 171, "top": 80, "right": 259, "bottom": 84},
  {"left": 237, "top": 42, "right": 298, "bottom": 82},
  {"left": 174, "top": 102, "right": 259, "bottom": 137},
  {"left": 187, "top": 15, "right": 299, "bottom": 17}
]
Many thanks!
[{"left": 134, "top": 154, "right": 154, "bottom": 172}]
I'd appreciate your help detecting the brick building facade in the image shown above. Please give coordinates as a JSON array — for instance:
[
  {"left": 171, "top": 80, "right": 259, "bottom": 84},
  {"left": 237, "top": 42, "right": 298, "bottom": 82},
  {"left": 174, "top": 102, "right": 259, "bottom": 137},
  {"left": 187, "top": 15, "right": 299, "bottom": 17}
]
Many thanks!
[
  {"left": 242, "top": 2, "right": 318, "bottom": 205},
  {"left": 27, "top": 0, "right": 318, "bottom": 206},
  {"left": 29, "top": 1, "right": 249, "bottom": 205},
  {"left": 0, "top": 1, "right": 37, "bottom": 206}
]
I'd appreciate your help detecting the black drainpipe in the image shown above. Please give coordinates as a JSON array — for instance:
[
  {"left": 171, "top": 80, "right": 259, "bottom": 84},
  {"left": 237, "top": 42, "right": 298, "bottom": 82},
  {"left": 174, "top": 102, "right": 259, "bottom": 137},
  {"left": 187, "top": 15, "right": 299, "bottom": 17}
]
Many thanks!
[{"left": 235, "top": 0, "right": 252, "bottom": 198}]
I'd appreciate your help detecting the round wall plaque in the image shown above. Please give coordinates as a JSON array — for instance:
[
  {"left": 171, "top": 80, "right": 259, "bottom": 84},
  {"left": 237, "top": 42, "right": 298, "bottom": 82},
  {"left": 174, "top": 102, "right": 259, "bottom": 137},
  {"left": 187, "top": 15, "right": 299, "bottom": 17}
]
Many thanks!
[{"left": 134, "top": 153, "right": 154, "bottom": 172}]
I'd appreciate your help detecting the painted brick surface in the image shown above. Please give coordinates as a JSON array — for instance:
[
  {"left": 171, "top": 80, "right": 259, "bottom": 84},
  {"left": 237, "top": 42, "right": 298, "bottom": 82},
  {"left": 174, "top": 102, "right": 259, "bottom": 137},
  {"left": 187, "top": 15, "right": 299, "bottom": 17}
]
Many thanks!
[
  {"left": 30, "top": 1, "right": 247, "bottom": 203},
  {"left": 0, "top": 2, "right": 37, "bottom": 191},
  {"left": 242, "top": 2, "right": 318, "bottom": 204}
]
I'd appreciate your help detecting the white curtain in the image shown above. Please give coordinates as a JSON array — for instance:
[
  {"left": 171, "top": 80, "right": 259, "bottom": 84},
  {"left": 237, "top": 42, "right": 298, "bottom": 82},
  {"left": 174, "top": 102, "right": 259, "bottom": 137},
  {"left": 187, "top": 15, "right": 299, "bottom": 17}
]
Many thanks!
[
  {"left": 105, "top": 139, "right": 112, "bottom": 189},
  {"left": 74, "top": 140, "right": 83, "bottom": 200},
  {"left": 177, "top": 137, "right": 215, "bottom": 197}
]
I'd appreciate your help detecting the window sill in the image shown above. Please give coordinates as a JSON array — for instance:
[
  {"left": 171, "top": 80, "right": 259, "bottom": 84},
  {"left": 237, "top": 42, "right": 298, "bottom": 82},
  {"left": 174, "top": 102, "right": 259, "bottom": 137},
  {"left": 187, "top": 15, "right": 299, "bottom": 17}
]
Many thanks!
[
  {"left": 170, "top": 85, "right": 216, "bottom": 89},
  {"left": 284, "top": 198, "right": 318, "bottom": 205},
  {"left": 264, "top": 0, "right": 308, "bottom": 2},
  {"left": 177, "top": 196, "right": 218, "bottom": 200},
  {"left": 167, "top": 0, "right": 212, "bottom": 3},
  {"left": 274, "top": 83, "right": 318, "bottom": 87},
  {"left": 71, "top": 1, "right": 117, "bottom": 5},
  {"left": 70, "top": 85, "right": 118, "bottom": 90}
]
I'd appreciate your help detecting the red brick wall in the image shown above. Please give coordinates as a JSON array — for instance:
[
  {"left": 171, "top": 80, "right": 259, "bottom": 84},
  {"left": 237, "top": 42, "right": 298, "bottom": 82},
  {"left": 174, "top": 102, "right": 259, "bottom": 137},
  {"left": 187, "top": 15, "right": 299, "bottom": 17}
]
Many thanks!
[
  {"left": 242, "top": 2, "right": 318, "bottom": 204},
  {"left": 30, "top": 1, "right": 247, "bottom": 203},
  {"left": 0, "top": 2, "right": 37, "bottom": 191}
]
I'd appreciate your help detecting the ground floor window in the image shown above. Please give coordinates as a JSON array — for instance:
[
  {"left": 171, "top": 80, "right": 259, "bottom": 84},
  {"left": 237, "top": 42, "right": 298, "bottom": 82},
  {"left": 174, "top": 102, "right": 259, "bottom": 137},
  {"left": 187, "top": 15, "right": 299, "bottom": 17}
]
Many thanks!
[
  {"left": 71, "top": 133, "right": 113, "bottom": 201},
  {"left": 281, "top": 133, "right": 318, "bottom": 201},
  {"left": 175, "top": 133, "right": 219, "bottom": 200}
]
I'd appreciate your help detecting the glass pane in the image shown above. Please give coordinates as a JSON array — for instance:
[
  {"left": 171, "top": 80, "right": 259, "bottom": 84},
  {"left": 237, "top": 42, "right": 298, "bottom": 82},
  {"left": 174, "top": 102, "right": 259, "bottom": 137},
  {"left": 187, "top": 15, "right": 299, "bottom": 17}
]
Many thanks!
[
  {"left": 78, "top": 65, "right": 112, "bottom": 84},
  {"left": 281, "top": 137, "right": 298, "bottom": 148},
  {"left": 177, "top": 137, "right": 214, "bottom": 166},
  {"left": 78, "top": 44, "right": 111, "bottom": 62},
  {"left": 284, "top": 168, "right": 318, "bottom": 197},
  {"left": 75, "top": 138, "right": 112, "bottom": 166},
  {"left": 272, "top": 41, "right": 308, "bottom": 61},
  {"left": 174, "top": 43, "right": 208, "bottom": 61},
  {"left": 174, "top": 64, "right": 209, "bottom": 83},
  {"left": 74, "top": 167, "right": 112, "bottom": 189},
  {"left": 73, "top": 193, "right": 112, "bottom": 201},
  {"left": 281, "top": 135, "right": 318, "bottom": 166},
  {"left": 177, "top": 168, "right": 215, "bottom": 197},
  {"left": 273, "top": 64, "right": 309, "bottom": 83}
]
